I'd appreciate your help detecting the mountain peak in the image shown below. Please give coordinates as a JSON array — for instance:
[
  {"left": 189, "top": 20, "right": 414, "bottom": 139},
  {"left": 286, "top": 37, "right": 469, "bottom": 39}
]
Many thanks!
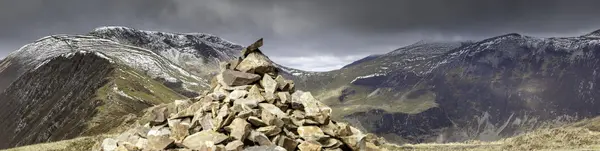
[{"left": 585, "top": 29, "right": 600, "bottom": 37}]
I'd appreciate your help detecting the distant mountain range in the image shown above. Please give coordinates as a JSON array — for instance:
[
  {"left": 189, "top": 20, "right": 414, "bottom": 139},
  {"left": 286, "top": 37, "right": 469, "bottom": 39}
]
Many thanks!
[{"left": 1, "top": 26, "right": 600, "bottom": 149}]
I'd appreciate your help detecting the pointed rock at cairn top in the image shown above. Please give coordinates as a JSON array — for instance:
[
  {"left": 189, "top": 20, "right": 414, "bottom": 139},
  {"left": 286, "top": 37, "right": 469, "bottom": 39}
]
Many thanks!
[{"left": 242, "top": 38, "right": 264, "bottom": 57}]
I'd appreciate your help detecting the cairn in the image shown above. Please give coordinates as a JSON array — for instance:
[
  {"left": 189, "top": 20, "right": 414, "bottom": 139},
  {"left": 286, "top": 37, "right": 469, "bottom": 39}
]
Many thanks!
[{"left": 100, "top": 39, "right": 387, "bottom": 151}]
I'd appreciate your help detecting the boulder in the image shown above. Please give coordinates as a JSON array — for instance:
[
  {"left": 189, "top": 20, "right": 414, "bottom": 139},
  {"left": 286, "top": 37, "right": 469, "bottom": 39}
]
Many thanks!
[
  {"left": 260, "top": 74, "right": 278, "bottom": 94},
  {"left": 247, "top": 85, "right": 266, "bottom": 103},
  {"left": 297, "top": 126, "right": 326, "bottom": 140},
  {"left": 182, "top": 130, "right": 229, "bottom": 149},
  {"left": 168, "top": 118, "right": 191, "bottom": 141},
  {"left": 248, "top": 116, "right": 267, "bottom": 127},
  {"left": 291, "top": 91, "right": 331, "bottom": 124},
  {"left": 257, "top": 125, "right": 282, "bottom": 137},
  {"left": 298, "top": 141, "right": 322, "bottom": 151},
  {"left": 234, "top": 99, "right": 259, "bottom": 109},
  {"left": 147, "top": 135, "right": 174, "bottom": 150},
  {"left": 243, "top": 145, "right": 286, "bottom": 151},
  {"left": 248, "top": 131, "right": 273, "bottom": 146},
  {"left": 340, "top": 134, "right": 366, "bottom": 151},
  {"left": 225, "top": 140, "right": 244, "bottom": 151},
  {"left": 235, "top": 52, "right": 277, "bottom": 75},
  {"left": 276, "top": 136, "right": 299, "bottom": 151},
  {"left": 277, "top": 92, "right": 291, "bottom": 104},
  {"left": 241, "top": 38, "right": 264, "bottom": 57},
  {"left": 221, "top": 70, "right": 261, "bottom": 86},
  {"left": 226, "top": 118, "right": 251, "bottom": 140}
]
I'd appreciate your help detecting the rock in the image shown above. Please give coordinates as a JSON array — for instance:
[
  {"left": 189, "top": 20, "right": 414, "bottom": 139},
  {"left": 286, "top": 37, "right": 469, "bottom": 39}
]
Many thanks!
[
  {"left": 226, "top": 118, "right": 251, "bottom": 140},
  {"left": 276, "top": 136, "right": 299, "bottom": 151},
  {"left": 229, "top": 57, "right": 242, "bottom": 70},
  {"left": 235, "top": 52, "right": 277, "bottom": 75},
  {"left": 274, "top": 75, "right": 288, "bottom": 90},
  {"left": 248, "top": 131, "right": 273, "bottom": 146},
  {"left": 264, "top": 92, "right": 279, "bottom": 104},
  {"left": 102, "top": 138, "right": 118, "bottom": 151},
  {"left": 321, "top": 121, "right": 339, "bottom": 136},
  {"left": 168, "top": 118, "right": 191, "bottom": 141},
  {"left": 336, "top": 123, "right": 354, "bottom": 137},
  {"left": 340, "top": 134, "right": 366, "bottom": 151},
  {"left": 243, "top": 145, "right": 286, "bottom": 151},
  {"left": 241, "top": 38, "right": 264, "bottom": 57},
  {"left": 234, "top": 99, "right": 259, "bottom": 109},
  {"left": 261, "top": 109, "right": 285, "bottom": 128},
  {"left": 364, "top": 142, "right": 382, "bottom": 151},
  {"left": 259, "top": 103, "right": 287, "bottom": 118},
  {"left": 209, "top": 92, "right": 227, "bottom": 101},
  {"left": 200, "top": 114, "right": 216, "bottom": 131},
  {"left": 257, "top": 125, "right": 282, "bottom": 137},
  {"left": 277, "top": 92, "right": 291, "bottom": 104},
  {"left": 291, "top": 91, "right": 331, "bottom": 124},
  {"left": 318, "top": 138, "right": 342, "bottom": 148},
  {"left": 225, "top": 90, "right": 248, "bottom": 103},
  {"left": 247, "top": 116, "right": 267, "bottom": 127},
  {"left": 225, "top": 140, "right": 244, "bottom": 151},
  {"left": 283, "top": 80, "right": 295, "bottom": 92},
  {"left": 134, "top": 126, "right": 150, "bottom": 138},
  {"left": 260, "top": 74, "right": 278, "bottom": 95},
  {"left": 298, "top": 141, "right": 322, "bottom": 151},
  {"left": 221, "top": 69, "right": 261, "bottom": 86},
  {"left": 182, "top": 130, "right": 229, "bottom": 149},
  {"left": 247, "top": 85, "right": 266, "bottom": 103},
  {"left": 283, "top": 127, "right": 299, "bottom": 139},
  {"left": 150, "top": 106, "right": 167, "bottom": 126},
  {"left": 174, "top": 99, "right": 193, "bottom": 113},
  {"left": 297, "top": 126, "right": 326, "bottom": 140},
  {"left": 147, "top": 135, "right": 174, "bottom": 150}
]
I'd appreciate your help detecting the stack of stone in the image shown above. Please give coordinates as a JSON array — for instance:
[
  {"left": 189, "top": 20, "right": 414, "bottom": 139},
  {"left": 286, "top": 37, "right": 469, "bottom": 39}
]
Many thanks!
[{"left": 100, "top": 39, "right": 387, "bottom": 151}]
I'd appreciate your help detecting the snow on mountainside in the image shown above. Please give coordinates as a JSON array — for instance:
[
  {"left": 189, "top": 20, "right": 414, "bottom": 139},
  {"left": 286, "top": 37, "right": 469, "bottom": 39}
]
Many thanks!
[
  {"left": 3, "top": 35, "right": 207, "bottom": 93},
  {"left": 90, "top": 26, "right": 243, "bottom": 77}
]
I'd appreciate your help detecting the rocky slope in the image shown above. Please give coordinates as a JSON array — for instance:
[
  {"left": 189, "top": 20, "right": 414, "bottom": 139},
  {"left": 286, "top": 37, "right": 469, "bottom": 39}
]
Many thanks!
[
  {"left": 295, "top": 31, "right": 600, "bottom": 144},
  {"left": 0, "top": 27, "right": 243, "bottom": 149}
]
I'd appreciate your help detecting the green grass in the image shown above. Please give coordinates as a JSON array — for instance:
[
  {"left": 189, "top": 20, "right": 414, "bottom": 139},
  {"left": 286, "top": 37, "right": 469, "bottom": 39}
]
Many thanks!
[
  {"left": 84, "top": 65, "right": 186, "bottom": 136},
  {"left": 2, "top": 135, "right": 112, "bottom": 151}
]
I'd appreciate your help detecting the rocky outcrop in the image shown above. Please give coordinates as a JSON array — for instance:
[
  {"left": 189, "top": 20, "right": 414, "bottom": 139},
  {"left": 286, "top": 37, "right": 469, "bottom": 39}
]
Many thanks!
[{"left": 100, "top": 39, "right": 389, "bottom": 151}]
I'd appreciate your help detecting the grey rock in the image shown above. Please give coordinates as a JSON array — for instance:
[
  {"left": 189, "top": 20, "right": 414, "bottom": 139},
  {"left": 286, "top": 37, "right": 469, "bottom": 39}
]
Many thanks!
[
  {"left": 226, "top": 118, "right": 251, "bottom": 140},
  {"left": 249, "top": 131, "right": 273, "bottom": 146},
  {"left": 225, "top": 140, "right": 244, "bottom": 151},
  {"left": 243, "top": 145, "right": 286, "bottom": 151},
  {"left": 297, "top": 126, "right": 326, "bottom": 140},
  {"left": 276, "top": 136, "right": 299, "bottom": 151},
  {"left": 102, "top": 138, "right": 118, "bottom": 151},
  {"left": 221, "top": 69, "right": 261, "bottom": 86},
  {"left": 257, "top": 125, "right": 282, "bottom": 137},
  {"left": 298, "top": 141, "right": 322, "bottom": 151},
  {"left": 260, "top": 74, "right": 278, "bottom": 95},
  {"left": 235, "top": 52, "right": 277, "bottom": 75},
  {"left": 182, "top": 130, "right": 229, "bottom": 149},
  {"left": 247, "top": 116, "right": 267, "bottom": 127},
  {"left": 277, "top": 92, "right": 291, "bottom": 104}
]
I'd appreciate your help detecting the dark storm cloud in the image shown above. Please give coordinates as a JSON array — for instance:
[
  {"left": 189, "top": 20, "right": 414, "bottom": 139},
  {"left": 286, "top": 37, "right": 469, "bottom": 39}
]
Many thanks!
[{"left": 1, "top": 0, "right": 600, "bottom": 71}]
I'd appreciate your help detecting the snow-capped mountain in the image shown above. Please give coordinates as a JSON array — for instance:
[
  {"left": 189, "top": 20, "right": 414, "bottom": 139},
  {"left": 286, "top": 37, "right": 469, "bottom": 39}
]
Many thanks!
[
  {"left": 296, "top": 30, "right": 600, "bottom": 144},
  {"left": 0, "top": 27, "right": 244, "bottom": 149},
  {"left": 89, "top": 26, "right": 243, "bottom": 77}
]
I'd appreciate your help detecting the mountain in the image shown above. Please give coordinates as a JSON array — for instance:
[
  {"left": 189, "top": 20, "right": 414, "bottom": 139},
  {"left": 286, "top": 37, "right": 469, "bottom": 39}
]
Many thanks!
[
  {"left": 0, "top": 27, "right": 242, "bottom": 149},
  {"left": 294, "top": 31, "right": 600, "bottom": 144}
]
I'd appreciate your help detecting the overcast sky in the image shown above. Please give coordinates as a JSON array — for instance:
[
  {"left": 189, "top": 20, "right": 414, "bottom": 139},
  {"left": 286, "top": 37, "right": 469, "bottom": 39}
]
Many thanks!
[{"left": 2, "top": 0, "right": 600, "bottom": 71}]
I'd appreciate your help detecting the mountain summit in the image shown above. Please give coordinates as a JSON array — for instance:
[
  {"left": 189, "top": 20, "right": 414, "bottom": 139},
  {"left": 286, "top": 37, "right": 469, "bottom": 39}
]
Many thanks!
[{"left": 99, "top": 39, "right": 392, "bottom": 151}]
